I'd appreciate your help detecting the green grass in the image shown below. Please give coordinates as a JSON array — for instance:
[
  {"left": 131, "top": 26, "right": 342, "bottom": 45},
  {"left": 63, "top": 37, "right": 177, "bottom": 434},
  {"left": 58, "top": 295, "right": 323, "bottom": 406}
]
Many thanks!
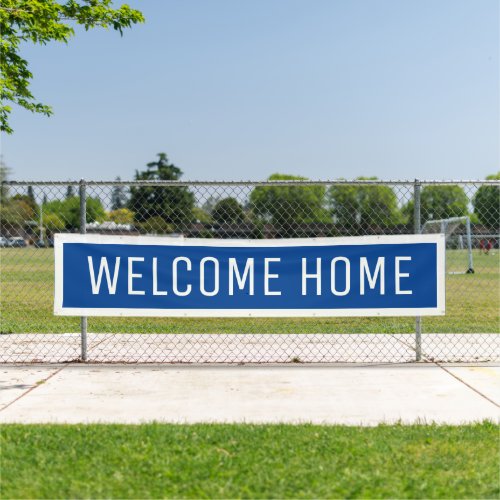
[
  {"left": 0, "top": 248, "right": 499, "bottom": 333},
  {"left": 1, "top": 423, "right": 498, "bottom": 499}
]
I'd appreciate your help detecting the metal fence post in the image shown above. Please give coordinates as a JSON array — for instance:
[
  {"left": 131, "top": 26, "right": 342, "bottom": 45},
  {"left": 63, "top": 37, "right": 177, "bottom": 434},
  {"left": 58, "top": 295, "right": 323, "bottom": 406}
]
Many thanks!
[
  {"left": 466, "top": 216, "right": 474, "bottom": 273},
  {"left": 79, "top": 179, "right": 88, "bottom": 362},
  {"left": 413, "top": 179, "right": 422, "bottom": 361}
]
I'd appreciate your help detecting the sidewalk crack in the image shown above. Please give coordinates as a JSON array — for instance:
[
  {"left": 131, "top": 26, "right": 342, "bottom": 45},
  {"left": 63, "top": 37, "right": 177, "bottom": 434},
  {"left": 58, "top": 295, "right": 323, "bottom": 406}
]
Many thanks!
[
  {"left": 392, "top": 334, "right": 499, "bottom": 409},
  {"left": 434, "top": 363, "right": 499, "bottom": 409},
  {"left": 0, "top": 365, "right": 67, "bottom": 412}
]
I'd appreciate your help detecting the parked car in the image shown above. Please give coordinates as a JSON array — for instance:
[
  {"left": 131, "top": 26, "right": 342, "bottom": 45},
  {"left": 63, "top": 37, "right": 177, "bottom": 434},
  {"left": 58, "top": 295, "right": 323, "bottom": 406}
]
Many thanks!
[
  {"left": 34, "top": 240, "right": 46, "bottom": 248},
  {"left": 0, "top": 236, "right": 9, "bottom": 247},
  {"left": 8, "top": 237, "right": 27, "bottom": 248}
]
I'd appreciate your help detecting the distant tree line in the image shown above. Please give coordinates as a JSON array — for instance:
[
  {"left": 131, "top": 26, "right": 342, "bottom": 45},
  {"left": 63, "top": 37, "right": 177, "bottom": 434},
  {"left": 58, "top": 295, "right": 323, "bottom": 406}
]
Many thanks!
[
  {"left": 122, "top": 155, "right": 498, "bottom": 236},
  {"left": 1, "top": 154, "right": 498, "bottom": 239}
]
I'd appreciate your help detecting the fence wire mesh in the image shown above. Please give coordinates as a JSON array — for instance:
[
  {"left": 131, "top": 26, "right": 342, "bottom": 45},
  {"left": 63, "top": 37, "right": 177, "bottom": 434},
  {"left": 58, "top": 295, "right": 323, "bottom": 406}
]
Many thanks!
[{"left": 1, "top": 179, "right": 499, "bottom": 363}]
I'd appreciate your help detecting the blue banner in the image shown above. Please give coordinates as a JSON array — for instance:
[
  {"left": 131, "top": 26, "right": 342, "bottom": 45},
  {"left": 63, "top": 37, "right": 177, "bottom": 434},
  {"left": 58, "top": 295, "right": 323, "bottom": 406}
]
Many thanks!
[{"left": 54, "top": 234, "right": 445, "bottom": 317}]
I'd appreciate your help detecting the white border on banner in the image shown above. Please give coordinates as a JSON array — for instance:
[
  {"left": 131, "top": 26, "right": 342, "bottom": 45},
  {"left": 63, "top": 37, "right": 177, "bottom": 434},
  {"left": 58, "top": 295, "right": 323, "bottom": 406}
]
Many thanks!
[{"left": 53, "top": 233, "right": 445, "bottom": 317}]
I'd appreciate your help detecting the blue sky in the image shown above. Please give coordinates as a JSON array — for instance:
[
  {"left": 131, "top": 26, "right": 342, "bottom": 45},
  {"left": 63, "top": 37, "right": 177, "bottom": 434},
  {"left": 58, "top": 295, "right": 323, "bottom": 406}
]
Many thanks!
[{"left": 1, "top": 0, "right": 498, "bottom": 181}]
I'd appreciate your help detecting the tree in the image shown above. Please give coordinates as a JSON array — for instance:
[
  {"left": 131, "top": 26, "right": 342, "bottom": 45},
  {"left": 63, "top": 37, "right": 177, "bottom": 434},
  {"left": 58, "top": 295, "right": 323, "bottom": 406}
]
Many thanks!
[
  {"left": 0, "top": 0, "right": 144, "bottom": 133},
  {"left": 12, "top": 193, "right": 38, "bottom": 214},
  {"left": 0, "top": 157, "right": 10, "bottom": 201},
  {"left": 192, "top": 207, "right": 212, "bottom": 224},
  {"left": 43, "top": 212, "right": 66, "bottom": 234},
  {"left": 201, "top": 195, "right": 220, "bottom": 215},
  {"left": 403, "top": 185, "right": 469, "bottom": 224},
  {"left": 327, "top": 177, "right": 402, "bottom": 231},
  {"left": 473, "top": 172, "right": 500, "bottom": 230},
  {"left": 212, "top": 197, "right": 246, "bottom": 225},
  {"left": 111, "top": 177, "right": 128, "bottom": 210},
  {"left": 326, "top": 183, "right": 358, "bottom": 230},
  {"left": 27, "top": 185, "right": 35, "bottom": 206},
  {"left": 250, "top": 174, "right": 330, "bottom": 235},
  {"left": 0, "top": 198, "right": 34, "bottom": 231},
  {"left": 0, "top": 167, "right": 38, "bottom": 231},
  {"left": 44, "top": 196, "right": 106, "bottom": 229},
  {"left": 128, "top": 153, "right": 195, "bottom": 232},
  {"left": 108, "top": 207, "right": 134, "bottom": 224},
  {"left": 140, "top": 216, "right": 173, "bottom": 235}
]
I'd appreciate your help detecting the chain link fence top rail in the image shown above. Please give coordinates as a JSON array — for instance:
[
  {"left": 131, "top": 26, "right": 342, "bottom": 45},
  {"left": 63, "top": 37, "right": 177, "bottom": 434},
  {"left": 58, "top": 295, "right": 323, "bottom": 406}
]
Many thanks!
[{"left": 1, "top": 179, "right": 499, "bottom": 363}]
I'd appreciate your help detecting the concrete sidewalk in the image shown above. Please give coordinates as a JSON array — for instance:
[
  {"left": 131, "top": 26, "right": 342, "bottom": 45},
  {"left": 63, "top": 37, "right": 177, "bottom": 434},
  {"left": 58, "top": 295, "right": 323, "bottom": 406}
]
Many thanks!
[{"left": 0, "top": 364, "right": 498, "bottom": 425}]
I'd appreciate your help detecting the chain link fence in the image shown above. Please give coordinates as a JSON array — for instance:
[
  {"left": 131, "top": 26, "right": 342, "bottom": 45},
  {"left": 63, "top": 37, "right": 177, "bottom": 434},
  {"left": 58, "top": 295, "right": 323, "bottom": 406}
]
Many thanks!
[{"left": 1, "top": 179, "right": 499, "bottom": 363}]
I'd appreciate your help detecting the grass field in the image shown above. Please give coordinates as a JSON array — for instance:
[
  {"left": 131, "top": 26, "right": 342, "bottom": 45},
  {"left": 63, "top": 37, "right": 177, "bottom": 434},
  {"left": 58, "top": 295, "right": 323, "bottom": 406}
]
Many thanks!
[
  {"left": 1, "top": 422, "right": 498, "bottom": 499},
  {"left": 0, "top": 248, "right": 499, "bottom": 334}
]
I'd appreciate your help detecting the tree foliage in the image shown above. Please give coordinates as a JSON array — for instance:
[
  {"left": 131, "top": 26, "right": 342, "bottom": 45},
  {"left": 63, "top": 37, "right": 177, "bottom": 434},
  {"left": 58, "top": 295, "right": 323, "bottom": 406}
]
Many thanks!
[
  {"left": 0, "top": 166, "right": 37, "bottom": 228},
  {"left": 201, "top": 195, "right": 220, "bottom": 215},
  {"left": 250, "top": 174, "right": 330, "bottom": 233},
  {"left": 12, "top": 193, "right": 38, "bottom": 213},
  {"left": 108, "top": 207, "right": 134, "bottom": 224},
  {"left": 212, "top": 197, "right": 246, "bottom": 225},
  {"left": 43, "top": 212, "right": 66, "bottom": 233},
  {"left": 192, "top": 207, "right": 212, "bottom": 224},
  {"left": 27, "top": 185, "right": 35, "bottom": 205},
  {"left": 43, "top": 196, "right": 106, "bottom": 229},
  {"left": 0, "top": 0, "right": 144, "bottom": 133},
  {"left": 140, "top": 216, "right": 173, "bottom": 235},
  {"left": 0, "top": 159, "right": 10, "bottom": 201},
  {"left": 128, "top": 153, "right": 195, "bottom": 232},
  {"left": 111, "top": 177, "right": 128, "bottom": 210},
  {"left": 403, "top": 185, "right": 469, "bottom": 224},
  {"left": 0, "top": 198, "right": 34, "bottom": 227},
  {"left": 473, "top": 172, "right": 500, "bottom": 230},
  {"left": 327, "top": 177, "right": 402, "bottom": 230}
]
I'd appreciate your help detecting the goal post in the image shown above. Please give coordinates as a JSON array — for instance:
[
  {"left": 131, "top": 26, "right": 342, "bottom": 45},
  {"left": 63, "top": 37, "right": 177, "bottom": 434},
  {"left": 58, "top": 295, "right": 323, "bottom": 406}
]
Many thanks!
[{"left": 422, "top": 216, "right": 474, "bottom": 274}]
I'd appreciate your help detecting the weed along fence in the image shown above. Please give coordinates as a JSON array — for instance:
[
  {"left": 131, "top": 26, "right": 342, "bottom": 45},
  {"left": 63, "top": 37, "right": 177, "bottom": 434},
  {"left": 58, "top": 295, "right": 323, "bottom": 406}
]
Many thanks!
[{"left": 1, "top": 179, "right": 499, "bottom": 363}]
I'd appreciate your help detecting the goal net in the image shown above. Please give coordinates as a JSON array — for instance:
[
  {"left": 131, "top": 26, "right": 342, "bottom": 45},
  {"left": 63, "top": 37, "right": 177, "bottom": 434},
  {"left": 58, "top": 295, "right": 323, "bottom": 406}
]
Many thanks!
[{"left": 422, "top": 216, "right": 474, "bottom": 274}]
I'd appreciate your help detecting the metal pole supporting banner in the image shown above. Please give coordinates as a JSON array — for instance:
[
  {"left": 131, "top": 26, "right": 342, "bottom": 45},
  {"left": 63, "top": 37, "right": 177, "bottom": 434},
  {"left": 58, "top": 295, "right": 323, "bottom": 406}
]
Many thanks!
[
  {"left": 466, "top": 216, "right": 474, "bottom": 273},
  {"left": 414, "top": 179, "right": 422, "bottom": 361},
  {"left": 79, "top": 179, "right": 88, "bottom": 362}
]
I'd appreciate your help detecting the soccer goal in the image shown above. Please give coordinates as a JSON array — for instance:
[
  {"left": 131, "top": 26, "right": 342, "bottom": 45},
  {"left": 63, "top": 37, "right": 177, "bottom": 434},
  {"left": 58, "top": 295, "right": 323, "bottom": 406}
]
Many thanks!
[{"left": 422, "top": 216, "right": 474, "bottom": 274}]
